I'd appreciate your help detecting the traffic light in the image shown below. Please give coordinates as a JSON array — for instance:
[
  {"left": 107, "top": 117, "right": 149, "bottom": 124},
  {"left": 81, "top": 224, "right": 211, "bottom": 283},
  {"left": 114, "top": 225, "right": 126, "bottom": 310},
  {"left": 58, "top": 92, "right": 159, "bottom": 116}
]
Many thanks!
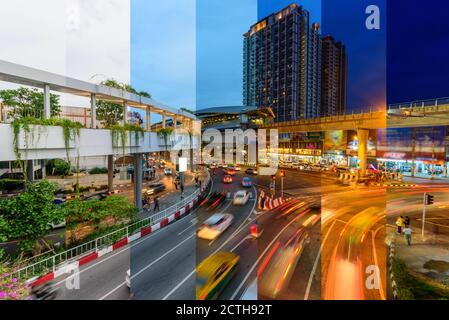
[
  {"left": 426, "top": 194, "right": 434, "bottom": 205},
  {"left": 271, "top": 175, "right": 276, "bottom": 181},
  {"left": 279, "top": 170, "right": 285, "bottom": 178}
]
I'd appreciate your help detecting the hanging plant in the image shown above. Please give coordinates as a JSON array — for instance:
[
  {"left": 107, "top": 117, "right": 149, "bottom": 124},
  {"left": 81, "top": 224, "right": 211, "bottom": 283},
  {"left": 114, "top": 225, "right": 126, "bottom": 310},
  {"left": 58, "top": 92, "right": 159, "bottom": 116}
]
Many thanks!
[
  {"left": 10, "top": 117, "right": 82, "bottom": 182},
  {"left": 157, "top": 127, "right": 174, "bottom": 160},
  {"left": 109, "top": 124, "right": 144, "bottom": 168}
]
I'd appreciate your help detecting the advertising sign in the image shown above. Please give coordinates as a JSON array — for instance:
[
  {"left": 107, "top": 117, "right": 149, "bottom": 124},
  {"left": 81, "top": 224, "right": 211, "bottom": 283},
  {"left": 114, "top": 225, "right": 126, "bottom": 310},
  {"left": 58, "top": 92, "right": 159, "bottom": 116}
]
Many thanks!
[{"left": 324, "top": 130, "right": 347, "bottom": 153}]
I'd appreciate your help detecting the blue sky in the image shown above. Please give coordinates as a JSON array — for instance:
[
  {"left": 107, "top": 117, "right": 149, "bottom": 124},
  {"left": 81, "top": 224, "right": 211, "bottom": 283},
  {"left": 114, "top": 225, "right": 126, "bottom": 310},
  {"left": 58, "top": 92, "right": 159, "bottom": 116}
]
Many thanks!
[
  {"left": 322, "top": 0, "right": 386, "bottom": 112},
  {"left": 135, "top": 0, "right": 449, "bottom": 115},
  {"left": 196, "top": 0, "right": 256, "bottom": 109},
  {"left": 388, "top": 0, "right": 449, "bottom": 103},
  {"left": 131, "top": 0, "right": 195, "bottom": 113}
]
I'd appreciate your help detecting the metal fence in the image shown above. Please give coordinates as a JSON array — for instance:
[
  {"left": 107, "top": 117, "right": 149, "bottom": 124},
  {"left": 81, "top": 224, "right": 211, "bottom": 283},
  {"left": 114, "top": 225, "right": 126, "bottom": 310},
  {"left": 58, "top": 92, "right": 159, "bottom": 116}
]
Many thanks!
[
  {"left": 388, "top": 97, "right": 449, "bottom": 110},
  {"left": 12, "top": 173, "right": 210, "bottom": 281}
]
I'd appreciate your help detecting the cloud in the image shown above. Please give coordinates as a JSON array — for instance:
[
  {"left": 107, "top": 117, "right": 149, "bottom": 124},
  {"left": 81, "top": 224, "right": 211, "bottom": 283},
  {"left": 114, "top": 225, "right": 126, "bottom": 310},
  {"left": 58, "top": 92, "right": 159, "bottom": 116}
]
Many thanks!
[{"left": 0, "top": 0, "right": 130, "bottom": 107}]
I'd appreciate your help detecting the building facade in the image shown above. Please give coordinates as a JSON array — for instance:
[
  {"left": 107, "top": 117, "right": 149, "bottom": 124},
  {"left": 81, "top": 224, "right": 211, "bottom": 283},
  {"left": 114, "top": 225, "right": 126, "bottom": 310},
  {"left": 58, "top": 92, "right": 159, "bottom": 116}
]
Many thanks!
[
  {"left": 321, "top": 36, "right": 347, "bottom": 117},
  {"left": 243, "top": 4, "right": 319, "bottom": 122},
  {"left": 243, "top": 4, "right": 347, "bottom": 122}
]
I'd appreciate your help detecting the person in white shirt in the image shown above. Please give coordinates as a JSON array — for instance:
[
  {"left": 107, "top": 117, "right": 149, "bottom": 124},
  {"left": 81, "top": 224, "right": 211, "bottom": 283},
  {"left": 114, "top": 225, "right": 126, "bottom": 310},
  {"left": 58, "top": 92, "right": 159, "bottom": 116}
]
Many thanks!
[{"left": 404, "top": 226, "right": 412, "bottom": 246}]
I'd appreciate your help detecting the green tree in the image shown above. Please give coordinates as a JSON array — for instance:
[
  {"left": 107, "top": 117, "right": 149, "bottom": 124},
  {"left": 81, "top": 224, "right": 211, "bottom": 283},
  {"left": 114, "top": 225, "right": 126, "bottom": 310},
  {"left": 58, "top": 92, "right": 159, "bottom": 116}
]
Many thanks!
[
  {"left": 96, "top": 100, "right": 124, "bottom": 127},
  {"left": 0, "top": 180, "right": 65, "bottom": 252},
  {"left": 96, "top": 79, "right": 151, "bottom": 127},
  {"left": 0, "top": 87, "right": 61, "bottom": 119}
]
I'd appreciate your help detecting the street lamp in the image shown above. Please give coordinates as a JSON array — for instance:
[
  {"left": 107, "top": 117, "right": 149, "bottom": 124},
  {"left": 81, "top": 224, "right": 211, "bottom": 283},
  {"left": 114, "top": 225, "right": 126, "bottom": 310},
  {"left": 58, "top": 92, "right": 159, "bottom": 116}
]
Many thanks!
[{"left": 279, "top": 170, "right": 285, "bottom": 198}]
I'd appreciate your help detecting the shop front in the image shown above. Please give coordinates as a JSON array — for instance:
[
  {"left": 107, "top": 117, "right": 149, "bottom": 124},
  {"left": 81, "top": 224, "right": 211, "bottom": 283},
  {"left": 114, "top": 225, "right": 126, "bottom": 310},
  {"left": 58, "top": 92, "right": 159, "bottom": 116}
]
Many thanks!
[{"left": 376, "top": 127, "right": 448, "bottom": 179}]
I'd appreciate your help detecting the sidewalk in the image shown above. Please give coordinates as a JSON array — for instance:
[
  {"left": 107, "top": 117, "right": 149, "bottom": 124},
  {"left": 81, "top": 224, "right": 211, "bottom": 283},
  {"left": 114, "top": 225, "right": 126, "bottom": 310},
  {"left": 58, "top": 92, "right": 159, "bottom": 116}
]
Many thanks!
[
  {"left": 391, "top": 226, "right": 449, "bottom": 283},
  {"left": 402, "top": 175, "right": 449, "bottom": 185},
  {"left": 139, "top": 169, "right": 207, "bottom": 219}
]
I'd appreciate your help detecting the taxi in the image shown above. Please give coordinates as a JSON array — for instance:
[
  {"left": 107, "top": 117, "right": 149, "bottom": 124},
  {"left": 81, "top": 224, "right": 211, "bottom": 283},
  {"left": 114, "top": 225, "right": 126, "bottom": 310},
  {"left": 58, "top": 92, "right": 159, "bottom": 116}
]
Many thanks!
[{"left": 196, "top": 252, "right": 240, "bottom": 300}]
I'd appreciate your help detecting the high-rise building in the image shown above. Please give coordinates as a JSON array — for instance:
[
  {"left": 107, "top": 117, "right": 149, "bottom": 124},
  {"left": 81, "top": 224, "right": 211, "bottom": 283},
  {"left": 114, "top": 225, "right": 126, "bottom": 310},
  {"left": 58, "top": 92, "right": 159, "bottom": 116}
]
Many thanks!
[
  {"left": 243, "top": 4, "right": 321, "bottom": 122},
  {"left": 321, "top": 35, "right": 347, "bottom": 117}
]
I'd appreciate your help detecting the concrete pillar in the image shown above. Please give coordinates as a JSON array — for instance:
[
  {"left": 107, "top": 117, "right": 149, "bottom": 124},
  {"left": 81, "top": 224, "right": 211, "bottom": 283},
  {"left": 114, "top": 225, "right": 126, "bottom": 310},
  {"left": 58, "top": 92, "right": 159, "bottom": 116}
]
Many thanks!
[
  {"left": 26, "top": 160, "right": 34, "bottom": 182},
  {"left": 90, "top": 94, "right": 97, "bottom": 129},
  {"left": 173, "top": 115, "right": 178, "bottom": 129},
  {"left": 162, "top": 112, "right": 166, "bottom": 129},
  {"left": 43, "top": 84, "right": 51, "bottom": 119},
  {"left": 133, "top": 153, "right": 143, "bottom": 210},
  {"left": 357, "top": 129, "right": 369, "bottom": 177},
  {"left": 41, "top": 160, "right": 46, "bottom": 180},
  {"left": 146, "top": 107, "right": 151, "bottom": 131},
  {"left": 108, "top": 155, "right": 114, "bottom": 192},
  {"left": 123, "top": 102, "right": 128, "bottom": 126}
]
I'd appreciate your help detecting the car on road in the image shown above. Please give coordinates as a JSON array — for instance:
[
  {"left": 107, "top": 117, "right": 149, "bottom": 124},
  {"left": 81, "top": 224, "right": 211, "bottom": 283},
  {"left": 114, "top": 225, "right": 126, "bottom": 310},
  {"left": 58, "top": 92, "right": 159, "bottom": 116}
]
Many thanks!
[
  {"left": 0, "top": 172, "right": 25, "bottom": 180},
  {"left": 336, "top": 167, "right": 351, "bottom": 175},
  {"left": 258, "top": 229, "right": 309, "bottom": 299},
  {"left": 310, "top": 164, "right": 324, "bottom": 172},
  {"left": 233, "top": 190, "right": 251, "bottom": 206},
  {"left": 51, "top": 198, "right": 66, "bottom": 229},
  {"left": 234, "top": 164, "right": 241, "bottom": 171},
  {"left": 203, "top": 192, "right": 226, "bottom": 210},
  {"left": 196, "top": 251, "right": 239, "bottom": 300},
  {"left": 245, "top": 168, "right": 258, "bottom": 175},
  {"left": 223, "top": 175, "right": 233, "bottom": 184},
  {"left": 164, "top": 167, "right": 173, "bottom": 175},
  {"left": 242, "top": 177, "right": 252, "bottom": 188},
  {"left": 83, "top": 192, "right": 109, "bottom": 201},
  {"left": 224, "top": 168, "right": 236, "bottom": 176},
  {"left": 197, "top": 213, "right": 234, "bottom": 240},
  {"left": 145, "top": 183, "right": 166, "bottom": 195}
]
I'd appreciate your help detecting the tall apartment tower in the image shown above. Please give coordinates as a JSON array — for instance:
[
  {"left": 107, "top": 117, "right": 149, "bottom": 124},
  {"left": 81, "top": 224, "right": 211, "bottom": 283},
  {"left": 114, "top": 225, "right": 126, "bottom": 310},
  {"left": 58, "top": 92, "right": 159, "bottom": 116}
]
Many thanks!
[
  {"left": 321, "top": 35, "right": 347, "bottom": 117},
  {"left": 243, "top": 4, "right": 322, "bottom": 122}
]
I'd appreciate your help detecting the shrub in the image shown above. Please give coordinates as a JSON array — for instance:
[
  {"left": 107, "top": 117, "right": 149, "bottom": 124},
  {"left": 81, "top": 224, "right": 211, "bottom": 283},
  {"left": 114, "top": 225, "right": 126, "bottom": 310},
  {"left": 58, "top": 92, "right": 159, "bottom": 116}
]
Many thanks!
[
  {"left": 47, "top": 159, "right": 70, "bottom": 176},
  {"left": 0, "top": 262, "right": 30, "bottom": 300},
  {"left": 0, "top": 179, "right": 25, "bottom": 192},
  {"left": 89, "top": 167, "right": 109, "bottom": 175}
]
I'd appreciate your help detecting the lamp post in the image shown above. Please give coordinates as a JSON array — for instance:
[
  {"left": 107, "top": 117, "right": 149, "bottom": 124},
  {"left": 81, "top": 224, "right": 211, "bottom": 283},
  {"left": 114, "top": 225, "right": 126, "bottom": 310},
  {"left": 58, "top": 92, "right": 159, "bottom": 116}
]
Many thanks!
[{"left": 279, "top": 170, "right": 285, "bottom": 198}]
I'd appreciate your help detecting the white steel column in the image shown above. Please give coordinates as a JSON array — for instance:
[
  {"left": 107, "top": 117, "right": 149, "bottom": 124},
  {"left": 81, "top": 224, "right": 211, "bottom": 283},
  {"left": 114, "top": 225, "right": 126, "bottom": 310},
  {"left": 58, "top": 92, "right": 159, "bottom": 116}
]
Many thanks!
[
  {"left": 44, "top": 84, "right": 51, "bottom": 119},
  {"left": 90, "top": 93, "right": 97, "bottom": 129}
]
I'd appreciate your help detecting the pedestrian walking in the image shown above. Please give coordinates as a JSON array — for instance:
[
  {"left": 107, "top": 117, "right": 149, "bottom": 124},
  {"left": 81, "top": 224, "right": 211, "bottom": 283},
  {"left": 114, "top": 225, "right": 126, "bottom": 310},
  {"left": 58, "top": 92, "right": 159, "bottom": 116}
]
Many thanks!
[
  {"left": 404, "top": 226, "right": 412, "bottom": 245},
  {"left": 153, "top": 196, "right": 160, "bottom": 212},
  {"left": 404, "top": 216, "right": 410, "bottom": 228},
  {"left": 195, "top": 175, "right": 199, "bottom": 187},
  {"left": 396, "top": 216, "right": 404, "bottom": 235}
]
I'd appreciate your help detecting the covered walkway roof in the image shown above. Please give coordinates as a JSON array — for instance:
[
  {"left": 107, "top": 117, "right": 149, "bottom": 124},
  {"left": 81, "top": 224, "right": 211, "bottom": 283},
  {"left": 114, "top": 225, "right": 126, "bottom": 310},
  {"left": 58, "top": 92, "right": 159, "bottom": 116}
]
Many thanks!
[{"left": 0, "top": 59, "right": 196, "bottom": 120}]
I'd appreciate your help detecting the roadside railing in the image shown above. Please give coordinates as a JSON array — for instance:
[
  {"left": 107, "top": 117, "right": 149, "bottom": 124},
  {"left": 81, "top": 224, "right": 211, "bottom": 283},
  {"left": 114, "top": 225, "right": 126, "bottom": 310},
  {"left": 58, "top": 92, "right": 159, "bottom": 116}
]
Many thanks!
[
  {"left": 388, "top": 97, "right": 449, "bottom": 110},
  {"left": 12, "top": 170, "right": 210, "bottom": 281}
]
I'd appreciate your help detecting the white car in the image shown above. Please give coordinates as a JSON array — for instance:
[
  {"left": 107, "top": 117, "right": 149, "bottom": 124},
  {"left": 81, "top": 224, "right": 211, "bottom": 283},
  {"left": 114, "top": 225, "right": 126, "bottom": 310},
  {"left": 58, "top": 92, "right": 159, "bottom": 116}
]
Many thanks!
[
  {"left": 125, "top": 269, "right": 131, "bottom": 288},
  {"left": 233, "top": 190, "right": 251, "bottom": 206},
  {"left": 164, "top": 168, "right": 173, "bottom": 175},
  {"left": 197, "top": 213, "right": 233, "bottom": 240},
  {"left": 234, "top": 165, "right": 241, "bottom": 171}
]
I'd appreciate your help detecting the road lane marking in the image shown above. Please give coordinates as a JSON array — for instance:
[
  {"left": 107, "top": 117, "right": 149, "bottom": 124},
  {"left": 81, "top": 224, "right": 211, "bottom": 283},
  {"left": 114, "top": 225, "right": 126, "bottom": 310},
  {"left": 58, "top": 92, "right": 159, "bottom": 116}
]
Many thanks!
[
  {"left": 178, "top": 218, "right": 199, "bottom": 236},
  {"left": 230, "top": 210, "right": 305, "bottom": 300},
  {"left": 99, "top": 233, "right": 195, "bottom": 300},
  {"left": 230, "top": 235, "right": 252, "bottom": 253},
  {"left": 162, "top": 269, "right": 196, "bottom": 300},
  {"left": 304, "top": 220, "right": 336, "bottom": 300},
  {"left": 54, "top": 197, "right": 206, "bottom": 290},
  {"left": 163, "top": 187, "right": 260, "bottom": 300}
]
